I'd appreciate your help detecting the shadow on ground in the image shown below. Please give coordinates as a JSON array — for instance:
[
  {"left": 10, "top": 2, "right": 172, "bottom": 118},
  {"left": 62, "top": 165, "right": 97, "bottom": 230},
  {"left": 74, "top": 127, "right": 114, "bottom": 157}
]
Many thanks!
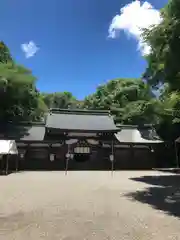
[{"left": 125, "top": 174, "right": 180, "bottom": 218}]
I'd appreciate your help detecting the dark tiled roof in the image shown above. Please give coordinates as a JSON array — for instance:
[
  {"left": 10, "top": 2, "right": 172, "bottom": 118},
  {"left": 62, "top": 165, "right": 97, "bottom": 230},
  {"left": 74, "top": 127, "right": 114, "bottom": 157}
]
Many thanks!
[
  {"left": 20, "top": 125, "right": 45, "bottom": 141},
  {"left": 46, "top": 109, "right": 118, "bottom": 132},
  {"left": 115, "top": 126, "right": 162, "bottom": 143},
  {"left": 0, "top": 124, "right": 45, "bottom": 141}
]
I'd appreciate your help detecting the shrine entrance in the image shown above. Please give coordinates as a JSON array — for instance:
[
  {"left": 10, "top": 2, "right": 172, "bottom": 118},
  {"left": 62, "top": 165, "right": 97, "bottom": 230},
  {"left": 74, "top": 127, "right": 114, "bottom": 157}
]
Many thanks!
[{"left": 64, "top": 139, "right": 114, "bottom": 171}]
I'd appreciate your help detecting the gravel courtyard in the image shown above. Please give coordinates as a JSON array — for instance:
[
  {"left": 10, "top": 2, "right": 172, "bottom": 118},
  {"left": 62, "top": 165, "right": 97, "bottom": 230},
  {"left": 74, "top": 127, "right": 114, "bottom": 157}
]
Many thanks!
[{"left": 0, "top": 171, "right": 180, "bottom": 240}]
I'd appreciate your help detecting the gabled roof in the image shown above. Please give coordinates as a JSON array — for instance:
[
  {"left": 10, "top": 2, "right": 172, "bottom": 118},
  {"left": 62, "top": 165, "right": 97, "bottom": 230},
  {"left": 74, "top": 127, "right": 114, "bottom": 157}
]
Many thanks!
[
  {"left": 115, "top": 126, "right": 163, "bottom": 144},
  {"left": 46, "top": 109, "right": 118, "bottom": 132},
  {"left": 0, "top": 123, "right": 45, "bottom": 141},
  {"left": 19, "top": 125, "right": 45, "bottom": 141}
]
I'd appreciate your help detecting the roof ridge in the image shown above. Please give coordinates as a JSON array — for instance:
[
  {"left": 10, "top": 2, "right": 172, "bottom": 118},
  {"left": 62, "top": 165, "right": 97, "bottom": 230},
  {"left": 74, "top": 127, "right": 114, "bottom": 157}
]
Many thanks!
[
  {"left": 116, "top": 124, "right": 154, "bottom": 129},
  {"left": 5, "top": 122, "right": 45, "bottom": 126},
  {"left": 49, "top": 108, "right": 110, "bottom": 116}
]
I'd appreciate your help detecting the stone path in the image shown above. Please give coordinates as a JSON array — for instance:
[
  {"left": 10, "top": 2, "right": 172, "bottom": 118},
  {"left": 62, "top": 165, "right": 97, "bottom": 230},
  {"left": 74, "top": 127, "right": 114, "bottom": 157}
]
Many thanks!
[{"left": 0, "top": 171, "right": 179, "bottom": 240}]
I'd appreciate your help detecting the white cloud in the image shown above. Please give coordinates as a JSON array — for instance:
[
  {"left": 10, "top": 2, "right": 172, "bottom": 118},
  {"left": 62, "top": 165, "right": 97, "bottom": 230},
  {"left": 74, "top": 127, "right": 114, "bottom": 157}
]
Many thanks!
[
  {"left": 21, "top": 41, "right": 39, "bottom": 58},
  {"left": 108, "top": 0, "right": 162, "bottom": 55}
]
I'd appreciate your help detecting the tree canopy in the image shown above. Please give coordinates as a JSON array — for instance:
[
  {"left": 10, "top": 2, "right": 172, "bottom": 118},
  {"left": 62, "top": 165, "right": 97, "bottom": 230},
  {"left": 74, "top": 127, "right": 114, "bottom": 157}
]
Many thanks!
[
  {"left": 142, "top": 0, "right": 180, "bottom": 91},
  {"left": 41, "top": 91, "right": 79, "bottom": 109},
  {"left": 0, "top": 43, "right": 44, "bottom": 122},
  {"left": 83, "top": 78, "right": 159, "bottom": 125},
  {"left": 141, "top": 0, "right": 180, "bottom": 139},
  {"left": 1, "top": 0, "right": 180, "bottom": 141},
  {"left": 0, "top": 41, "right": 13, "bottom": 64}
]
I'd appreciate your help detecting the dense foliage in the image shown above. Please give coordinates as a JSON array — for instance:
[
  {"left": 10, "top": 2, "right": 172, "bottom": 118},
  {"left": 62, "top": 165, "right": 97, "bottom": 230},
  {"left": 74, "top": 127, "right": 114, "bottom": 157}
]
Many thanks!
[
  {"left": 0, "top": 42, "right": 45, "bottom": 122},
  {"left": 82, "top": 78, "right": 159, "bottom": 125},
  {"left": 1, "top": 0, "right": 180, "bottom": 141},
  {"left": 142, "top": 0, "right": 180, "bottom": 139},
  {"left": 41, "top": 91, "right": 81, "bottom": 109},
  {"left": 143, "top": 0, "right": 180, "bottom": 91}
]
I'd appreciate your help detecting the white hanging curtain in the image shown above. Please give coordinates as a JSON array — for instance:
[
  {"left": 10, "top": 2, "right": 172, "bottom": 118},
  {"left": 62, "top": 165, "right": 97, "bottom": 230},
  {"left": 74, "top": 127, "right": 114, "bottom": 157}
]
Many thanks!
[
  {"left": 87, "top": 139, "right": 99, "bottom": 145},
  {"left": 52, "top": 142, "right": 64, "bottom": 147},
  {"left": 65, "top": 139, "right": 78, "bottom": 145},
  {"left": 0, "top": 140, "right": 18, "bottom": 155}
]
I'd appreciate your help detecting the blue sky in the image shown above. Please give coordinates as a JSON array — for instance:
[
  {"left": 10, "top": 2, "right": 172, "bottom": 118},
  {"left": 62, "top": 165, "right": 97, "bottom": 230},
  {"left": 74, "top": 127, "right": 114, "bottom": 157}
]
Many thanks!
[{"left": 0, "top": 0, "right": 167, "bottom": 99}]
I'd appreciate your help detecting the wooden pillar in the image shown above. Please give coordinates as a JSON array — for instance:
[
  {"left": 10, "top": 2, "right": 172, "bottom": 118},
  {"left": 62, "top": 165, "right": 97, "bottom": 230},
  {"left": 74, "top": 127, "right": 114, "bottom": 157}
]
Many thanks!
[
  {"left": 6, "top": 155, "right": 9, "bottom": 175},
  {"left": 49, "top": 143, "right": 52, "bottom": 170},
  {"left": 0, "top": 156, "right": 3, "bottom": 174},
  {"left": 26, "top": 144, "right": 29, "bottom": 170},
  {"left": 15, "top": 155, "right": 18, "bottom": 172},
  {"left": 26, "top": 144, "right": 29, "bottom": 168},
  {"left": 0, "top": 155, "right": 4, "bottom": 174},
  {"left": 130, "top": 144, "right": 134, "bottom": 169},
  {"left": 111, "top": 139, "right": 114, "bottom": 176},
  {"left": 65, "top": 144, "right": 70, "bottom": 175},
  {"left": 65, "top": 156, "right": 69, "bottom": 175},
  {"left": 175, "top": 141, "right": 179, "bottom": 168}
]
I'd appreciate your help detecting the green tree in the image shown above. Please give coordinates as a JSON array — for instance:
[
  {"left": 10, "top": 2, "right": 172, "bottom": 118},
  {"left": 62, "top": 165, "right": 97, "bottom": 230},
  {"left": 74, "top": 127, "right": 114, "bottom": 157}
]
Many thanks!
[
  {"left": 141, "top": 0, "right": 180, "bottom": 138},
  {"left": 41, "top": 91, "right": 79, "bottom": 109},
  {"left": 83, "top": 78, "right": 159, "bottom": 125},
  {"left": 0, "top": 43, "right": 44, "bottom": 122},
  {"left": 0, "top": 41, "right": 13, "bottom": 64},
  {"left": 142, "top": 0, "right": 180, "bottom": 91}
]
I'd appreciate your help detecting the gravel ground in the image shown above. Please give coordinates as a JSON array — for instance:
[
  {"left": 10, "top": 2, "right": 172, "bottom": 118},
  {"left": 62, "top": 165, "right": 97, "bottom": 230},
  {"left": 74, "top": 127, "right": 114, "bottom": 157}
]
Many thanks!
[{"left": 0, "top": 171, "right": 179, "bottom": 240}]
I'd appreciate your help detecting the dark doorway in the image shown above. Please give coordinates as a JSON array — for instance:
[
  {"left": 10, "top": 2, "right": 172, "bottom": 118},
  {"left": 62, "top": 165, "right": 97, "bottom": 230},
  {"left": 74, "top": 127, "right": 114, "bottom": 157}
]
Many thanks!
[{"left": 74, "top": 154, "right": 90, "bottom": 162}]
